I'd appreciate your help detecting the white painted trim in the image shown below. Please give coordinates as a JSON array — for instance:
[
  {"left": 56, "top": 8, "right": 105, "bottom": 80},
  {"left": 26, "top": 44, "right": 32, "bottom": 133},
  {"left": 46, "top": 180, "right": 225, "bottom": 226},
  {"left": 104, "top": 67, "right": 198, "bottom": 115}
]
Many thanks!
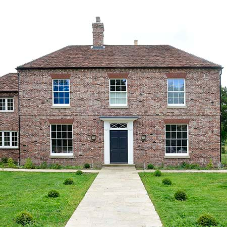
[
  {"left": 52, "top": 79, "right": 70, "bottom": 107},
  {"left": 101, "top": 118, "right": 137, "bottom": 164},
  {"left": 167, "top": 78, "right": 186, "bottom": 107},
  {"left": 0, "top": 98, "right": 14, "bottom": 112}
]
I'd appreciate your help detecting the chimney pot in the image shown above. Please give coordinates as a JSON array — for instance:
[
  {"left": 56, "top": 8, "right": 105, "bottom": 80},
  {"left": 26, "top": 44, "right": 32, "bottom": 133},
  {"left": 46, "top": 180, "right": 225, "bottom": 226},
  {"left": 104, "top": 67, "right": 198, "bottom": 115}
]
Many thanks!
[
  {"left": 96, "top": 17, "right": 100, "bottom": 23},
  {"left": 134, "top": 40, "right": 138, "bottom": 45}
]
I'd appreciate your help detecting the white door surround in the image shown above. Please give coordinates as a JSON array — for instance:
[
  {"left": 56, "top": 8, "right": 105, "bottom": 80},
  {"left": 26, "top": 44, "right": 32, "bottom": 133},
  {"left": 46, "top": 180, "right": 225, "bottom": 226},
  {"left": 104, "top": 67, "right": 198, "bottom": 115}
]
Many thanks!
[{"left": 100, "top": 116, "right": 139, "bottom": 164}]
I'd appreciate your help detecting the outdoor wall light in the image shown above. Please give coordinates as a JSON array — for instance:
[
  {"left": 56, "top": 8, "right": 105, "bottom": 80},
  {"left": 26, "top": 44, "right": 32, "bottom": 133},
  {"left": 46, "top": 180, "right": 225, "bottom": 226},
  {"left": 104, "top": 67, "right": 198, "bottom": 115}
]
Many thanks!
[
  {"left": 91, "top": 135, "right": 96, "bottom": 141},
  {"left": 141, "top": 135, "right": 146, "bottom": 142}
]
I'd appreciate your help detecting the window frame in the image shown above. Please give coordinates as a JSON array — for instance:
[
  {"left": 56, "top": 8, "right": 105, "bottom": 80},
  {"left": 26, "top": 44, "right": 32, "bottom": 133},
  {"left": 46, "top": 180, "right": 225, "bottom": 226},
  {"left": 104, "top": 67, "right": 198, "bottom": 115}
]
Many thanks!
[
  {"left": 50, "top": 124, "right": 73, "bottom": 157},
  {"left": 0, "top": 131, "right": 18, "bottom": 148},
  {"left": 52, "top": 79, "right": 70, "bottom": 107},
  {"left": 167, "top": 78, "right": 186, "bottom": 107},
  {"left": 109, "top": 78, "right": 128, "bottom": 107},
  {"left": 0, "top": 98, "right": 14, "bottom": 112},
  {"left": 165, "top": 124, "right": 189, "bottom": 156}
]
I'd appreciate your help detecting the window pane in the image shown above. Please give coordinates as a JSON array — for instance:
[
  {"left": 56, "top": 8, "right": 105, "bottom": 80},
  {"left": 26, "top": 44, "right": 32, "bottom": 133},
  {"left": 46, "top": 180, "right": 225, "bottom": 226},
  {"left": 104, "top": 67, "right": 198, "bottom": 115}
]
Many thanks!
[
  {"left": 121, "top": 79, "right": 126, "bottom": 85},
  {"left": 168, "top": 97, "right": 173, "bottom": 104},
  {"left": 110, "top": 86, "right": 115, "bottom": 91},
  {"left": 7, "top": 99, "right": 13, "bottom": 110},
  {"left": 179, "top": 79, "right": 184, "bottom": 91},
  {"left": 68, "top": 125, "right": 72, "bottom": 131},
  {"left": 166, "top": 132, "right": 170, "bottom": 138},
  {"left": 116, "top": 98, "right": 126, "bottom": 104},
  {"left": 171, "top": 140, "right": 176, "bottom": 146},
  {"left": 166, "top": 147, "right": 170, "bottom": 153},
  {"left": 166, "top": 139, "right": 170, "bottom": 146},
  {"left": 110, "top": 80, "right": 115, "bottom": 85},
  {"left": 53, "top": 80, "right": 58, "bottom": 85},
  {"left": 4, "top": 132, "right": 10, "bottom": 146},
  {"left": 168, "top": 80, "right": 174, "bottom": 91},
  {"left": 51, "top": 125, "right": 56, "bottom": 131},
  {"left": 166, "top": 125, "right": 170, "bottom": 131},
  {"left": 170, "top": 147, "right": 176, "bottom": 153},
  {"left": 116, "top": 80, "right": 120, "bottom": 85},
  {"left": 116, "top": 86, "right": 121, "bottom": 91},
  {"left": 0, "top": 99, "right": 6, "bottom": 110},
  {"left": 0, "top": 132, "right": 2, "bottom": 146},
  {"left": 177, "top": 125, "right": 182, "bottom": 131},
  {"left": 182, "top": 125, "right": 187, "bottom": 131},
  {"left": 171, "top": 125, "right": 176, "bottom": 131},
  {"left": 53, "top": 85, "right": 58, "bottom": 91},
  {"left": 110, "top": 98, "right": 116, "bottom": 104}
]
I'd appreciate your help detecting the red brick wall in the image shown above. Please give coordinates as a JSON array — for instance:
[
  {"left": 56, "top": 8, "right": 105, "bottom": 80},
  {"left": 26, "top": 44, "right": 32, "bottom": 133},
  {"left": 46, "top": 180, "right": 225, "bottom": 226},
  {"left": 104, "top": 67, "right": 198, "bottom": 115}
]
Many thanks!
[
  {"left": 18, "top": 68, "right": 221, "bottom": 167},
  {"left": 0, "top": 92, "right": 19, "bottom": 161}
]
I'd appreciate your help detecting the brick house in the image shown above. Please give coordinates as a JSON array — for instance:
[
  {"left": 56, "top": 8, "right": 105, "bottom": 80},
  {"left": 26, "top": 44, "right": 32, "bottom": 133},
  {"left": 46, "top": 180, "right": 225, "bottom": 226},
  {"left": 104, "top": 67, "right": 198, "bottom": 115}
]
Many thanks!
[{"left": 0, "top": 17, "right": 222, "bottom": 167}]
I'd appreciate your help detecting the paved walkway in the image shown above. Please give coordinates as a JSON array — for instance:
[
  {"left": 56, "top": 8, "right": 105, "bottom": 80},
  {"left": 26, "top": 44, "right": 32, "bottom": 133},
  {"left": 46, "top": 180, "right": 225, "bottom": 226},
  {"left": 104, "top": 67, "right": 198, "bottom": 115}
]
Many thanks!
[{"left": 65, "top": 166, "right": 162, "bottom": 227}]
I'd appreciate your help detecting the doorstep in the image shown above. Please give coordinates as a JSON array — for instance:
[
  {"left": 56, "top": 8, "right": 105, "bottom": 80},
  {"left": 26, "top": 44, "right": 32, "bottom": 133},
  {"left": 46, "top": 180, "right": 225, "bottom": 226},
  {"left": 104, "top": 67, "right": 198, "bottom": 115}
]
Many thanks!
[{"left": 102, "top": 164, "right": 136, "bottom": 167}]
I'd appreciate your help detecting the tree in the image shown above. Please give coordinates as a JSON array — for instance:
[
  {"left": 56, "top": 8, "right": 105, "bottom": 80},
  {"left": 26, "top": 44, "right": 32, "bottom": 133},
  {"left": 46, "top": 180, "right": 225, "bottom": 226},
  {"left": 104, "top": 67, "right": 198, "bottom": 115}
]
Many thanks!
[{"left": 221, "top": 86, "right": 227, "bottom": 142}]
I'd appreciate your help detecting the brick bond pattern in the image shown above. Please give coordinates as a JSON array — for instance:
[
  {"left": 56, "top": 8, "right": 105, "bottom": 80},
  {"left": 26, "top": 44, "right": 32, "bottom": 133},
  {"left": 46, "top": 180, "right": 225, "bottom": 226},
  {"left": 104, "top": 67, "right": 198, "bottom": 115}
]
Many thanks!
[
  {"left": 18, "top": 68, "right": 220, "bottom": 167},
  {"left": 0, "top": 92, "right": 19, "bottom": 161}
]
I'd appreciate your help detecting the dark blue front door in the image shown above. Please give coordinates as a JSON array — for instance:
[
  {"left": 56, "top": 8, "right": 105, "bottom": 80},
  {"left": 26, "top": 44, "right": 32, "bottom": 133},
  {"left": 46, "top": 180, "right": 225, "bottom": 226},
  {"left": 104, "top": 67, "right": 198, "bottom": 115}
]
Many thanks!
[{"left": 110, "top": 130, "right": 128, "bottom": 163}]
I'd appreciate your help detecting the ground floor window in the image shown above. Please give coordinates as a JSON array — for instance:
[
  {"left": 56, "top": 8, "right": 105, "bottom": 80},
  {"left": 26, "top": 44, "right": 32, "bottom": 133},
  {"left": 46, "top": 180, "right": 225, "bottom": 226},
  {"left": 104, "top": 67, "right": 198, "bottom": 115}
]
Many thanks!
[
  {"left": 51, "top": 125, "right": 73, "bottom": 154},
  {"left": 0, "top": 131, "right": 18, "bottom": 148},
  {"left": 165, "top": 125, "right": 188, "bottom": 155}
]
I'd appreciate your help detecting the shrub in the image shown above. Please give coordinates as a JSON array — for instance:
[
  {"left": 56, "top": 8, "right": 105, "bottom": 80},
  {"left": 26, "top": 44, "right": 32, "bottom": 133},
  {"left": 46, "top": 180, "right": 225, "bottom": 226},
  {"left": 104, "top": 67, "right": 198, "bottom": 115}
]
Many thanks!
[
  {"left": 147, "top": 164, "right": 154, "bottom": 169},
  {"left": 154, "top": 170, "right": 162, "bottom": 177},
  {"left": 206, "top": 159, "right": 214, "bottom": 169},
  {"left": 1, "top": 157, "right": 8, "bottom": 163},
  {"left": 162, "top": 178, "right": 172, "bottom": 185},
  {"left": 84, "top": 163, "right": 90, "bottom": 169},
  {"left": 24, "top": 158, "right": 35, "bottom": 169},
  {"left": 76, "top": 170, "right": 83, "bottom": 175},
  {"left": 15, "top": 211, "right": 33, "bottom": 226},
  {"left": 221, "top": 146, "right": 226, "bottom": 154},
  {"left": 48, "top": 190, "right": 60, "bottom": 198},
  {"left": 197, "top": 214, "right": 218, "bottom": 226},
  {"left": 63, "top": 178, "right": 74, "bottom": 185},
  {"left": 40, "top": 161, "right": 48, "bottom": 169},
  {"left": 52, "top": 163, "right": 61, "bottom": 169},
  {"left": 174, "top": 190, "right": 187, "bottom": 201},
  {"left": 7, "top": 158, "right": 16, "bottom": 168}
]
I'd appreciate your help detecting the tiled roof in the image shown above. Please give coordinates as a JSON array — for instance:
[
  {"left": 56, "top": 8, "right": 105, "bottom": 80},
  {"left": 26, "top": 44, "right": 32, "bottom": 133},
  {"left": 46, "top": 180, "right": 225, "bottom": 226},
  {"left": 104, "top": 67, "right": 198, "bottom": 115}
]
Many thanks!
[
  {"left": 0, "top": 73, "right": 18, "bottom": 92},
  {"left": 17, "top": 45, "right": 221, "bottom": 69}
]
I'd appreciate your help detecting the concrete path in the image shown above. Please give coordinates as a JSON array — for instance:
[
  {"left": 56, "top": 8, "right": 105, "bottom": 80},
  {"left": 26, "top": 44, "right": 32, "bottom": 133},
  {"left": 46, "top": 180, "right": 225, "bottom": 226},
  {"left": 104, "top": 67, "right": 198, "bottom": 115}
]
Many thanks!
[
  {"left": 65, "top": 166, "right": 162, "bottom": 227},
  {"left": 0, "top": 168, "right": 100, "bottom": 173}
]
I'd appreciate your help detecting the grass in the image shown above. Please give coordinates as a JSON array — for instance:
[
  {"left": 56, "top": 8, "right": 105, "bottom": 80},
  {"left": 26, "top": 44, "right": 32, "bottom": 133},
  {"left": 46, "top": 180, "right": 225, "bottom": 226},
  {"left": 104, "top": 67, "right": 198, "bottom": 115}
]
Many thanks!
[
  {"left": 0, "top": 171, "right": 97, "bottom": 227},
  {"left": 140, "top": 172, "right": 227, "bottom": 227},
  {"left": 222, "top": 153, "right": 227, "bottom": 166}
]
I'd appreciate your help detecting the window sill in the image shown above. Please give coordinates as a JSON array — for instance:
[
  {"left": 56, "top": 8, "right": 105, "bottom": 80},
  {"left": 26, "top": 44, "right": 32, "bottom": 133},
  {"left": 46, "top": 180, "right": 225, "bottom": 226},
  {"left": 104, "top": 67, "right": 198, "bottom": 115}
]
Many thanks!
[
  {"left": 51, "top": 106, "right": 71, "bottom": 109},
  {"left": 50, "top": 155, "right": 74, "bottom": 159},
  {"left": 108, "top": 106, "right": 128, "bottom": 109},
  {"left": 0, "top": 111, "right": 14, "bottom": 113},
  {"left": 164, "top": 155, "right": 190, "bottom": 159},
  {"left": 167, "top": 106, "right": 187, "bottom": 109},
  {"left": 0, "top": 147, "right": 19, "bottom": 150}
]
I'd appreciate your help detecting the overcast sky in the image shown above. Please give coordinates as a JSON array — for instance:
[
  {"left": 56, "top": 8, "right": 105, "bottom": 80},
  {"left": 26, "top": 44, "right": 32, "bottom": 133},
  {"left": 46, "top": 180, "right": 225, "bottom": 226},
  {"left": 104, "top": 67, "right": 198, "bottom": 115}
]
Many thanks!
[{"left": 0, "top": 0, "right": 226, "bottom": 85}]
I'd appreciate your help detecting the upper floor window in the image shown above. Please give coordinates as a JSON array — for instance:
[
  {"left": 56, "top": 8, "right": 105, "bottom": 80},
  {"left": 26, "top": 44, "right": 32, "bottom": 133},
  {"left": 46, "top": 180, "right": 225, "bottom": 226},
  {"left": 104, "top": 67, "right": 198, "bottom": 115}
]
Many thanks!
[
  {"left": 51, "top": 125, "right": 73, "bottom": 155},
  {"left": 165, "top": 125, "right": 188, "bottom": 156},
  {"left": 0, "top": 131, "right": 18, "bottom": 148},
  {"left": 52, "top": 79, "right": 70, "bottom": 106},
  {"left": 0, "top": 98, "right": 14, "bottom": 112},
  {"left": 167, "top": 79, "right": 185, "bottom": 106},
  {"left": 109, "top": 79, "right": 127, "bottom": 106}
]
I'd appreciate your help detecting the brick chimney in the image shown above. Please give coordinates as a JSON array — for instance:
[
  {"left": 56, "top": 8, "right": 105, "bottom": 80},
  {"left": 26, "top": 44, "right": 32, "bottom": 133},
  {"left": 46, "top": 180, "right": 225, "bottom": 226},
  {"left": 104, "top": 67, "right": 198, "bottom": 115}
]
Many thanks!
[{"left": 92, "top": 17, "right": 104, "bottom": 48}]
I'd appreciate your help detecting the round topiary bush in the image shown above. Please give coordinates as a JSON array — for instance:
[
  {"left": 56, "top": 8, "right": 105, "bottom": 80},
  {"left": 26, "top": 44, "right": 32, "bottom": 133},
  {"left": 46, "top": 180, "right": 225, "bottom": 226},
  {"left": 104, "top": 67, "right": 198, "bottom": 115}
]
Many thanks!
[
  {"left": 63, "top": 178, "right": 74, "bottom": 185},
  {"left": 162, "top": 178, "right": 172, "bottom": 185},
  {"left": 197, "top": 214, "right": 218, "bottom": 226},
  {"left": 15, "top": 211, "right": 33, "bottom": 226},
  {"left": 76, "top": 170, "right": 83, "bottom": 175},
  {"left": 174, "top": 190, "right": 187, "bottom": 201},
  {"left": 84, "top": 163, "right": 90, "bottom": 169},
  {"left": 147, "top": 164, "right": 154, "bottom": 169},
  {"left": 154, "top": 170, "right": 162, "bottom": 177},
  {"left": 48, "top": 190, "right": 60, "bottom": 198}
]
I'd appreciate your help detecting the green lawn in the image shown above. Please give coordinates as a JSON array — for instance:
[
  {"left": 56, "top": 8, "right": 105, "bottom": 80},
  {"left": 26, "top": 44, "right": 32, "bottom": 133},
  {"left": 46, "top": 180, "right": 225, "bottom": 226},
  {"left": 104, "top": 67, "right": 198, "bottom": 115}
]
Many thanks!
[
  {"left": 222, "top": 153, "right": 227, "bottom": 166},
  {"left": 0, "top": 171, "right": 97, "bottom": 227},
  {"left": 140, "top": 172, "right": 227, "bottom": 227}
]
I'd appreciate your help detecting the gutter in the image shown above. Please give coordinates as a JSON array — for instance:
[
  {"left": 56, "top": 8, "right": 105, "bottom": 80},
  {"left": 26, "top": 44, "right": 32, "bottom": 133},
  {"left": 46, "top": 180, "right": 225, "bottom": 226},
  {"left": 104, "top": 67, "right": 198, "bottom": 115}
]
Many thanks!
[
  {"left": 18, "top": 72, "right": 21, "bottom": 166},
  {"left": 16, "top": 66, "right": 223, "bottom": 70},
  {"left": 220, "top": 69, "right": 223, "bottom": 164}
]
